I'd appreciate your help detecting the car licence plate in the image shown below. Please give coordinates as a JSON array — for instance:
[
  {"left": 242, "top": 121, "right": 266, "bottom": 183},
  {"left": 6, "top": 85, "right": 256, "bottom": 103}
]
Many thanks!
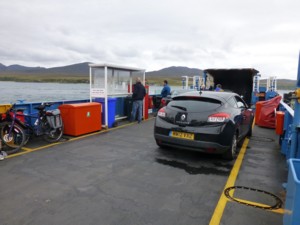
[{"left": 170, "top": 131, "right": 194, "bottom": 140}]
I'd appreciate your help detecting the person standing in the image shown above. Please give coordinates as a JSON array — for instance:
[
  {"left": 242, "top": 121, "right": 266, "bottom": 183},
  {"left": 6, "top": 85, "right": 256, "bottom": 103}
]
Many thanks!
[
  {"left": 215, "top": 84, "right": 224, "bottom": 92},
  {"left": 131, "top": 77, "right": 146, "bottom": 123},
  {"left": 161, "top": 80, "right": 171, "bottom": 97}
]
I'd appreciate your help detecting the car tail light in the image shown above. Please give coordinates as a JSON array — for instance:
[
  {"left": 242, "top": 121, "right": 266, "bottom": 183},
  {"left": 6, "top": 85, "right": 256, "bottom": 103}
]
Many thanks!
[
  {"left": 1, "top": 113, "right": 7, "bottom": 120},
  {"left": 161, "top": 98, "right": 167, "bottom": 106},
  {"left": 157, "top": 107, "right": 166, "bottom": 118},
  {"left": 208, "top": 112, "right": 230, "bottom": 122},
  {"left": 205, "top": 147, "right": 217, "bottom": 153}
]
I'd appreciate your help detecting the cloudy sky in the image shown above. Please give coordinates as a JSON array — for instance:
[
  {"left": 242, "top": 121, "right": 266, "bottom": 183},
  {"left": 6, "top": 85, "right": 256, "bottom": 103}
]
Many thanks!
[{"left": 0, "top": 0, "right": 299, "bottom": 79}]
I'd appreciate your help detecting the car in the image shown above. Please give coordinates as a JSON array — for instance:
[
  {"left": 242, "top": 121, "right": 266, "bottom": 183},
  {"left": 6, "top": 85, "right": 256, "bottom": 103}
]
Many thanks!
[
  {"left": 154, "top": 90, "right": 254, "bottom": 159},
  {"left": 152, "top": 89, "right": 191, "bottom": 110},
  {"left": 161, "top": 89, "right": 191, "bottom": 107}
]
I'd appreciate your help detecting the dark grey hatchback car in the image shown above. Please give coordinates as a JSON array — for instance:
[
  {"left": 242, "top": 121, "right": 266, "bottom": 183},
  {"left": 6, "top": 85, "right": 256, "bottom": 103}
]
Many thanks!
[{"left": 154, "top": 91, "right": 254, "bottom": 159}]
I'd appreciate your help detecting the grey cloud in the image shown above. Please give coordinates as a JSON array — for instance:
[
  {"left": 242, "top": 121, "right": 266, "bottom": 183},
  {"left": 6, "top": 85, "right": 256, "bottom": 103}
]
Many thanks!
[{"left": 0, "top": 0, "right": 299, "bottom": 78}]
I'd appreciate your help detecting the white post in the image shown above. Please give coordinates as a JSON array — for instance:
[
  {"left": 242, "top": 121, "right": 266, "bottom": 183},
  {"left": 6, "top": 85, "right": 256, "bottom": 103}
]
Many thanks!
[
  {"left": 253, "top": 75, "right": 260, "bottom": 92},
  {"left": 104, "top": 66, "right": 108, "bottom": 128},
  {"left": 182, "top": 76, "right": 189, "bottom": 89},
  {"left": 273, "top": 76, "right": 277, "bottom": 91},
  {"left": 89, "top": 67, "right": 92, "bottom": 102},
  {"left": 267, "top": 78, "right": 270, "bottom": 92}
]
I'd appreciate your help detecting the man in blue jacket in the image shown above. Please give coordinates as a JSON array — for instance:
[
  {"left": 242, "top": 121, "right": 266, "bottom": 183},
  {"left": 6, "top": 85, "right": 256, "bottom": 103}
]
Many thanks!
[
  {"left": 161, "top": 80, "right": 171, "bottom": 97},
  {"left": 131, "top": 77, "right": 146, "bottom": 123},
  {"left": 215, "top": 84, "right": 224, "bottom": 92}
]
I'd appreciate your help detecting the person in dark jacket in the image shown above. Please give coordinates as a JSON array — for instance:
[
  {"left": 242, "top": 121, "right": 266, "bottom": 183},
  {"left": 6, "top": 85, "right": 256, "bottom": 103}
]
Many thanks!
[{"left": 130, "top": 77, "right": 146, "bottom": 123}]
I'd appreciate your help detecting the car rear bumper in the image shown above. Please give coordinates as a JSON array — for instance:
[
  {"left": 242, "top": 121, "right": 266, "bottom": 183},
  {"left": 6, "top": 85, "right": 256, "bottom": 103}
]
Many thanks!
[
  {"left": 154, "top": 133, "right": 230, "bottom": 154},
  {"left": 154, "top": 116, "right": 236, "bottom": 154}
]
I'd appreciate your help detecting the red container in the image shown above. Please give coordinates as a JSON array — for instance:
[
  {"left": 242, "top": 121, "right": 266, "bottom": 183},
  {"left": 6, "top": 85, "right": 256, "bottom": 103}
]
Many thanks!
[
  {"left": 276, "top": 111, "right": 285, "bottom": 135},
  {"left": 256, "top": 96, "right": 282, "bottom": 128},
  {"left": 144, "top": 85, "right": 149, "bottom": 120},
  {"left": 10, "top": 111, "right": 25, "bottom": 123},
  {"left": 255, "top": 101, "right": 263, "bottom": 125},
  {"left": 148, "top": 96, "right": 153, "bottom": 109},
  {"left": 59, "top": 103, "right": 102, "bottom": 136}
]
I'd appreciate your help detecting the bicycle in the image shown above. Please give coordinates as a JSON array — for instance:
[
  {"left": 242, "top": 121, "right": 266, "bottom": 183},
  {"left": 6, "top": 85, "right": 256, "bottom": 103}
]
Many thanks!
[{"left": 0, "top": 103, "right": 64, "bottom": 154}]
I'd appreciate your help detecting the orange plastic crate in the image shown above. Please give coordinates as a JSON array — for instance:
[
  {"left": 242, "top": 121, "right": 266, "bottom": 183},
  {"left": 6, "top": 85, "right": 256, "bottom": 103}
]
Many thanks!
[{"left": 59, "top": 102, "right": 102, "bottom": 136}]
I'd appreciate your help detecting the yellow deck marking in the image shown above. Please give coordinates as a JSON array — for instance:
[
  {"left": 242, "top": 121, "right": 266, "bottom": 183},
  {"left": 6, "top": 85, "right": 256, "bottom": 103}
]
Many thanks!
[
  {"left": 5, "top": 116, "right": 284, "bottom": 218},
  {"left": 209, "top": 138, "right": 250, "bottom": 225},
  {"left": 6, "top": 118, "right": 154, "bottom": 158},
  {"left": 7, "top": 142, "right": 61, "bottom": 158},
  {"left": 209, "top": 119, "right": 284, "bottom": 224},
  {"left": 229, "top": 198, "right": 285, "bottom": 214}
]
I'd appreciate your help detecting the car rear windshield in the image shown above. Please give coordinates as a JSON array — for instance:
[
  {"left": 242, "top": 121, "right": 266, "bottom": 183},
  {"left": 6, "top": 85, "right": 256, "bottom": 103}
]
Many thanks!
[{"left": 169, "top": 97, "right": 222, "bottom": 112}]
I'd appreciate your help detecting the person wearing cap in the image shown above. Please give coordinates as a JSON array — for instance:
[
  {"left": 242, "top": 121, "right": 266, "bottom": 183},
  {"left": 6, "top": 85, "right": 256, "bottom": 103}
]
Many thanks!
[{"left": 130, "top": 77, "right": 146, "bottom": 123}]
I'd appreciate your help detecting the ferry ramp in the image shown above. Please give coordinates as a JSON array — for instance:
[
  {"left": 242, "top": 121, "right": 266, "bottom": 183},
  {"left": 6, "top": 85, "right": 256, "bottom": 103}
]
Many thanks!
[{"left": 0, "top": 118, "right": 286, "bottom": 225}]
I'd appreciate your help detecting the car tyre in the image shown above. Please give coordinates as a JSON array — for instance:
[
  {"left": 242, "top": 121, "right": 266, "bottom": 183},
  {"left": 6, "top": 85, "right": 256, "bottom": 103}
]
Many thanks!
[
  {"left": 247, "top": 123, "right": 253, "bottom": 137},
  {"left": 223, "top": 134, "right": 237, "bottom": 160},
  {"left": 237, "top": 137, "right": 244, "bottom": 148},
  {"left": 156, "top": 139, "right": 166, "bottom": 149}
]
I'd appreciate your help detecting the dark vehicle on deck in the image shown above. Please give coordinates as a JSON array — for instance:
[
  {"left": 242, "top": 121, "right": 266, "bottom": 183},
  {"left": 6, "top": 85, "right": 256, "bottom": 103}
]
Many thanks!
[
  {"left": 154, "top": 90, "right": 254, "bottom": 159},
  {"left": 152, "top": 89, "right": 190, "bottom": 111}
]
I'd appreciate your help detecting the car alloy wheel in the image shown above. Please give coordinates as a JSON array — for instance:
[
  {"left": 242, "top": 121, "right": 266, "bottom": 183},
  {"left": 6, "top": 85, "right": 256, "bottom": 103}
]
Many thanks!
[{"left": 223, "top": 134, "right": 237, "bottom": 160}]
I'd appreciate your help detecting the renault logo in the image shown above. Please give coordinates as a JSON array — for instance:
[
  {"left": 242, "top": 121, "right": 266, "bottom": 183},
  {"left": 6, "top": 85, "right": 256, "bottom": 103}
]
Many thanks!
[{"left": 181, "top": 114, "right": 186, "bottom": 121}]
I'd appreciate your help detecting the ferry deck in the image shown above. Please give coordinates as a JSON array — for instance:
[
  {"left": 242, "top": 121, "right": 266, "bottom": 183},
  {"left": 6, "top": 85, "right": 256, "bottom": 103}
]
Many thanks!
[
  {"left": 1, "top": 57, "right": 300, "bottom": 225},
  {"left": 0, "top": 118, "right": 287, "bottom": 225}
]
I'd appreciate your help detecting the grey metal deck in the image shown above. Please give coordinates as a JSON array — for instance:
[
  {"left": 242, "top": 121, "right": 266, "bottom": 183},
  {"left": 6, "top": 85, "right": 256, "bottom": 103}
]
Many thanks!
[{"left": 0, "top": 119, "right": 287, "bottom": 225}]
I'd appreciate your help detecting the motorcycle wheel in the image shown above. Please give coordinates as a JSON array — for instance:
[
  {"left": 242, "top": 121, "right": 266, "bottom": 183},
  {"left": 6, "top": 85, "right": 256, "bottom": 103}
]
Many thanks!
[
  {"left": 0, "top": 122, "right": 26, "bottom": 154},
  {"left": 43, "top": 124, "right": 64, "bottom": 143}
]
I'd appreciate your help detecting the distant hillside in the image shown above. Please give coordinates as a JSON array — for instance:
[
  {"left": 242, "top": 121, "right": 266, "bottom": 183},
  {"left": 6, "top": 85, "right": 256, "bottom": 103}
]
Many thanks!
[
  {"left": 46, "top": 62, "right": 90, "bottom": 75},
  {"left": 0, "top": 63, "right": 203, "bottom": 77},
  {"left": 146, "top": 66, "right": 203, "bottom": 77},
  {"left": 261, "top": 78, "right": 297, "bottom": 90},
  {"left": 0, "top": 62, "right": 297, "bottom": 88},
  {"left": 0, "top": 62, "right": 90, "bottom": 76},
  {"left": 0, "top": 63, "right": 46, "bottom": 72}
]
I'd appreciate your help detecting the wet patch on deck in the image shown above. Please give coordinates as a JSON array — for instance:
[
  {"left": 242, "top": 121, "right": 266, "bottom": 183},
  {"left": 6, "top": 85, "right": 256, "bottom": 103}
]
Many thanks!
[{"left": 155, "top": 158, "right": 231, "bottom": 175}]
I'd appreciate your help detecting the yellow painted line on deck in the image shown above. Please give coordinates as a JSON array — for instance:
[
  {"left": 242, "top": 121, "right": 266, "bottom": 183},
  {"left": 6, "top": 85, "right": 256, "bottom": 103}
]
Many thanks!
[
  {"left": 6, "top": 117, "right": 154, "bottom": 159},
  {"left": 229, "top": 198, "right": 285, "bottom": 214},
  {"left": 209, "top": 119, "right": 284, "bottom": 224},
  {"left": 209, "top": 138, "right": 250, "bottom": 225},
  {"left": 7, "top": 142, "right": 62, "bottom": 158}
]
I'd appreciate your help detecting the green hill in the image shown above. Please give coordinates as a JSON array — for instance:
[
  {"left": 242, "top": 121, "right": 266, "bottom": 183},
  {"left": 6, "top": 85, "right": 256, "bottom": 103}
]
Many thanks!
[{"left": 0, "top": 62, "right": 297, "bottom": 89}]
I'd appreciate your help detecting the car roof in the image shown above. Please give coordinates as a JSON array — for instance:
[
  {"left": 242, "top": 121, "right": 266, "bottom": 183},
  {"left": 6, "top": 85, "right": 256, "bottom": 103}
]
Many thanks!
[{"left": 173, "top": 90, "right": 239, "bottom": 102}]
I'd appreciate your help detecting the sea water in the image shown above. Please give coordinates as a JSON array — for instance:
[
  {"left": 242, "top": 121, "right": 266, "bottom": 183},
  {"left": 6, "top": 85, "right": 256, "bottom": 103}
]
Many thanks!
[
  {"left": 0, "top": 81, "right": 170, "bottom": 104},
  {"left": 0, "top": 81, "right": 90, "bottom": 104},
  {"left": 0, "top": 81, "right": 292, "bottom": 104}
]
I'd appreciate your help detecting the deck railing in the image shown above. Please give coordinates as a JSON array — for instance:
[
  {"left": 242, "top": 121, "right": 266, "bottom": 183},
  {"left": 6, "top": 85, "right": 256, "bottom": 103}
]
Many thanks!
[
  {"left": 279, "top": 101, "right": 295, "bottom": 159},
  {"left": 282, "top": 52, "right": 300, "bottom": 225}
]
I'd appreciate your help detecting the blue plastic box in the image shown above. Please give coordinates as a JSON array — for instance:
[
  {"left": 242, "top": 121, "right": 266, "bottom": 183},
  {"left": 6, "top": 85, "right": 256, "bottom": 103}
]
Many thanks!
[
  {"left": 115, "top": 97, "right": 125, "bottom": 118},
  {"left": 94, "top": 98, "right": 117, "bottom": 128},
  {"left": 284, "top": 159, "right": 300, "bottom": 225}
]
